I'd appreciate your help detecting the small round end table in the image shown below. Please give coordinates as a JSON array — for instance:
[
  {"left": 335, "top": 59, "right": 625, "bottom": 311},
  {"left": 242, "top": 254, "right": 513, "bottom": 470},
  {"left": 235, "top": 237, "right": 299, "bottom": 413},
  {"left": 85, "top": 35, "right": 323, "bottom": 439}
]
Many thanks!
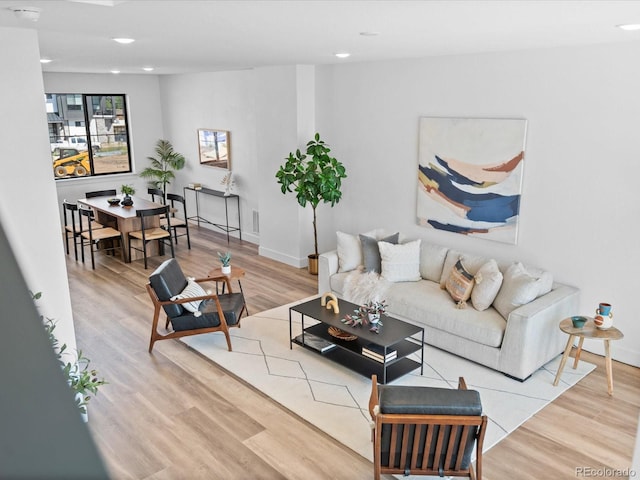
[{"left": 553, "top": 317, "right": 623, "bottom": 395}]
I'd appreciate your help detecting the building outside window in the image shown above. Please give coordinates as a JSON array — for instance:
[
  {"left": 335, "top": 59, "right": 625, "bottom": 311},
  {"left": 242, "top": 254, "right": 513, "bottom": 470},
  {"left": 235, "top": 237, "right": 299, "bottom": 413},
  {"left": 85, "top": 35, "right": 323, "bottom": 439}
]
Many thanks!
[{"left": 46, "top": 93, "right": 132, "bottom": 179}]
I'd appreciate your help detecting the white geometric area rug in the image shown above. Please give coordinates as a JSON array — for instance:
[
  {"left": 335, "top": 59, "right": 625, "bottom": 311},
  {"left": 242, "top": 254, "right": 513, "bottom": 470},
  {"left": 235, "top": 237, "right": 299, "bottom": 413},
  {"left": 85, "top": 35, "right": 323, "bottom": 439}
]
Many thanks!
[{"left": 181, "top": 297, "right": 595, "bottom": 464}]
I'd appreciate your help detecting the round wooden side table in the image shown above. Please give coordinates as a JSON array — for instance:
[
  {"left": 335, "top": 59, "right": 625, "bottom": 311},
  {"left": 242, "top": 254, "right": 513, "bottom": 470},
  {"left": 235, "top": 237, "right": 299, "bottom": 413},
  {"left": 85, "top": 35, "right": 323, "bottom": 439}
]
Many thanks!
[
  {"left": 553, "top": 317, "right": 623, "bottom": 395},
  {"left": 207, "top": 265, "right": 248, "bottom": 315}
]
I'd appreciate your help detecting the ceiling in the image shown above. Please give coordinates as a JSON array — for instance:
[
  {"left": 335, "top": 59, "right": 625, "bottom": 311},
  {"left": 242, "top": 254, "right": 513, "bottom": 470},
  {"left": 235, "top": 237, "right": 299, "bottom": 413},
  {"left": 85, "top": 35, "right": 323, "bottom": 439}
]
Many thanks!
[{"left": 1, "top": 0, "right": 640, "bottom": 75}]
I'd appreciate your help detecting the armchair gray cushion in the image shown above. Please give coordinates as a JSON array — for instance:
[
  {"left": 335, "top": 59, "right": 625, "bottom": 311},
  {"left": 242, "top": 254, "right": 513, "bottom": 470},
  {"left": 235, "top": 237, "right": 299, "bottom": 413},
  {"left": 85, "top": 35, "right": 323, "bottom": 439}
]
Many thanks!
[
  {"left": 378, "top": 384, "right": 482, "bottom": 472},
  {"left": 149, "top": 258, "right": 188, "bottom": 318}
]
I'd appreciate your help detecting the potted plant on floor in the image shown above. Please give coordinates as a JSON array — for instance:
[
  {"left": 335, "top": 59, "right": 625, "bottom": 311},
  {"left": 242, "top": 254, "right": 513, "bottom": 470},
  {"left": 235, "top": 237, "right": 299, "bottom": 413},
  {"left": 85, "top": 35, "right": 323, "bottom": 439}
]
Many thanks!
[
  {"left": 276, "top": 133, "right": 347, "bottom": 275},
  {"left": 140, "top": 139, "right": 186, "bottom": 201}
]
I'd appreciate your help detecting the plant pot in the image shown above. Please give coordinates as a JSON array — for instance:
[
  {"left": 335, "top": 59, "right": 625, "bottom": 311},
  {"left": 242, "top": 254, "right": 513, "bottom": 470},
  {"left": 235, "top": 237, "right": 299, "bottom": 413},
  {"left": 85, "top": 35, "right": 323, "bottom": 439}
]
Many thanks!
[
  {"left": 308, "top": 254, "right": 319, "bottom": 275},
  {"left": 368, "top": 313, "right": 380, "bottom": 325},
  {"left": 221, "top": 265, "right": 231, "bottom": 275},
  {"left": 121, "top": 195, "right": 133, "bottom": 207}
]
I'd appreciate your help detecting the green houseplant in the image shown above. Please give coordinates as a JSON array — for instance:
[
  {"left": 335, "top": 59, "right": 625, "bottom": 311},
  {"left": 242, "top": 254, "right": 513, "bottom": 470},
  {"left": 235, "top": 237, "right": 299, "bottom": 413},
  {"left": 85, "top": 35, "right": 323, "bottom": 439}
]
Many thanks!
[
  {"left": 140, "top": 139, "right": 186, "bottom": 200},
  {"left": 34, "top": 292, "right": 107, "bottom": 421},
  {"left": 275, "top": 133, "right": 347, "bottom": 274},
  {"left": 218, "top": 251, "right": 231, "bottom": 274},
  {"left": 120, "top": 184, "right": 135, "bottom": 206}
]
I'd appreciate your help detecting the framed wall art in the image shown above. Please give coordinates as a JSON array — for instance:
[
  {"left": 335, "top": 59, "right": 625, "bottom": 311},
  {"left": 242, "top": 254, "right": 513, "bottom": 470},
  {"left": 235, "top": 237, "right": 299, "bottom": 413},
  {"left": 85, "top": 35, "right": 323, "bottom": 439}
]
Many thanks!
[
  {"left": 416, "top": 117, "right": 527, "bottom": 244},
  {"left": 198, "top": 129, "right": 231, "bottom": 170}
]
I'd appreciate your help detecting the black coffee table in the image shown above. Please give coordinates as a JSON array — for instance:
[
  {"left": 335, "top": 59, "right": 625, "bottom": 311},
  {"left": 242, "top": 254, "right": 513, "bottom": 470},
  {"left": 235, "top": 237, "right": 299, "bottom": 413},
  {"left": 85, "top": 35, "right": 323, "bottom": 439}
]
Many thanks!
[{"left": 289, "top": 297, "right": 424, "bottom": 384}]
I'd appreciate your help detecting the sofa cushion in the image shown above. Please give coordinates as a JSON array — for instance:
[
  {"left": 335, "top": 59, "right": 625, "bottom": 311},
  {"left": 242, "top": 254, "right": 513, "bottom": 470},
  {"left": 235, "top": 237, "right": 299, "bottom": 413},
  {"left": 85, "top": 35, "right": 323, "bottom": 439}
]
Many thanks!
[
  {"left": 336, "top": 229, "right": 387, "bottom": 272},
  {"left": 419, "top": 242, "right": 449, "bottom": 282},
  {"left": 472, "top": 259, "right": 503, "bottom": 311},
  {"left": 493, "top": 262, "right": 543, "bottom": 320},
  {"left": 360, "top": 232, "right": 399, "bottom": 273},
  {"left": 444, "top": 259, "right": 475, "bottom": 308},
  {"left": 337, "top": 231, "right": 363, "bottom": 272},
  {"left": 379, "top": 239, "right": 422, "bottom": 282},
  {"left": 439, "top": 250, "right": 490, "bottom": 288},
  {"left": 386, "top": 280, "right": 506, "bottom": 348}
]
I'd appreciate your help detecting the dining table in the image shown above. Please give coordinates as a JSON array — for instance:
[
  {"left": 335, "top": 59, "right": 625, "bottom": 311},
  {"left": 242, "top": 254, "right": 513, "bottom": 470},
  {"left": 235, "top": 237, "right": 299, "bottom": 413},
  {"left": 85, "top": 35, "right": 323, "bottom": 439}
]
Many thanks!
[{"left": 77, "top": 195, "right": 166, "bottom": 263}]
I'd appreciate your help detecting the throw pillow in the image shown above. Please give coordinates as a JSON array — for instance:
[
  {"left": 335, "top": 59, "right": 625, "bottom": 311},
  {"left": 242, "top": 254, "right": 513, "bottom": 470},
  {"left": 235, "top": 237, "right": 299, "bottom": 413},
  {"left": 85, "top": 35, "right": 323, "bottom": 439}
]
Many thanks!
[
  {"left": 444, "top": 259, "right": 475, "bottom": 308},
  {"left": 419, "top": 242, "right": 449, "bottom": 282},
  {"left": 471, "top": 259, "right": 503, "bottom": 311},
  {"left": 336, "top": 231, "right": 362, "bottom": 272},
  {"left": 171, "top": 278, "right": 208, "bottom": 314},
  {"left": 439, "top": 250, "right": 489, "bottom": 288},
  {"left": 360, "top": 232, "right": 399, "bottom": 273},
  {"left": 493, "top": 262, "right": 542, "bottom": 320},
  {"left": 336, "top": 229, "right": 379, "bottom": 272},
  {"left": 378, "top": 239, "right": 422, "bottom": 282}
]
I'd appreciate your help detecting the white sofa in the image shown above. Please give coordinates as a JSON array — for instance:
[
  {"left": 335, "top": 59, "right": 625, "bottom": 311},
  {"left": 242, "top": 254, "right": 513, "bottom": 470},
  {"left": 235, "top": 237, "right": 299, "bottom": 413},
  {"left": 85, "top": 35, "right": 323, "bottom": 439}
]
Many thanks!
[{"left": 318, "top": 232, "right": 579, "bottom": 381}]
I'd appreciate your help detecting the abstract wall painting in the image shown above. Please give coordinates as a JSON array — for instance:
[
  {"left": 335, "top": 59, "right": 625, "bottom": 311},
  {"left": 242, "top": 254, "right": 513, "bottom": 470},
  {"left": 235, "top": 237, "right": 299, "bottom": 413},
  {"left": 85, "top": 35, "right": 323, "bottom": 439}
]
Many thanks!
[{"left": 416, "top": 117, "right": 527, "bottom": 244}]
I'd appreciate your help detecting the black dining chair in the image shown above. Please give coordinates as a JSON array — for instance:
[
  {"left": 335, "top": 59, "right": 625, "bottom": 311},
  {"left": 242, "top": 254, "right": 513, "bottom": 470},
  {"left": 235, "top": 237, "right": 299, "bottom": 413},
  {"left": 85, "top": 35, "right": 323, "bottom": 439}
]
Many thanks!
[
  {"left": 62, "top": 201, "right": 82, "bottom": 260},
  {"left": 147, "top": 188, "right": 165, "bottom": 204},
  {"left": 78, "top": 208, "right": 124, "bottom": 269},
  {"left": 128, "top": 206, "right": 175, "bottom": 269},
  {"left": 162, "top": 193, "right": 191, "bottom": 249},
  {"left": 85, "top": 189, "right": 117, "bottom": 198}
]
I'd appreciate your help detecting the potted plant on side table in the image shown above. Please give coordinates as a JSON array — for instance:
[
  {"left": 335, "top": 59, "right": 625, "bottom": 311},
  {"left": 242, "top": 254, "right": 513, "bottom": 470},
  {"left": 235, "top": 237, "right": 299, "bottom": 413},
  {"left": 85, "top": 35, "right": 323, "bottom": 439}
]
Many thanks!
[
  {"left": 218, "top": 251, "right": 232, "bottom": 274},
  {"left": 275, "top": 133, "right": 347, "bottom": 275}
]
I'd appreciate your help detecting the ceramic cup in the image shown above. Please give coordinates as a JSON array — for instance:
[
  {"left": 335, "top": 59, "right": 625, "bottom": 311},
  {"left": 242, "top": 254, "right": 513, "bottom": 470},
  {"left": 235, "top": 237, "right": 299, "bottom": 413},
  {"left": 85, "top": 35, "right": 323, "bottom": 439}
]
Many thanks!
[{"left": 598, "top": 303, "right": 612, "bottom": 316}]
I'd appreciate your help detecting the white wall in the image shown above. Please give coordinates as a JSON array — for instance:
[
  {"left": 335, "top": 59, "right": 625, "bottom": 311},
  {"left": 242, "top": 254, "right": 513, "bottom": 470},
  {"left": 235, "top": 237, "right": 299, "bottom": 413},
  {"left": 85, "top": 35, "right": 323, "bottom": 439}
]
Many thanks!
[
  {"left": 44, "top": 73, "right": 164, "bottom": 211},
  {"left": 314, "top": 41, "right": 640, "bottom": 366},
  {"left": 0, "top": 28, "right": 77, "bottom": 351}
]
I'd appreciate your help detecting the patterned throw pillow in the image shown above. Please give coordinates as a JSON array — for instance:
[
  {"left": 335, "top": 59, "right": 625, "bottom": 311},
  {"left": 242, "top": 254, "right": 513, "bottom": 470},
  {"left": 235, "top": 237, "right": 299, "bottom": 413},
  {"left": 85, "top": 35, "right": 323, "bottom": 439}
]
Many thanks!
[
  {"left": 444, "top": 259, "right": 475, "bottom": 308},
  {"left": 171, "top": 278, "right": 208, "bottom": 313}
]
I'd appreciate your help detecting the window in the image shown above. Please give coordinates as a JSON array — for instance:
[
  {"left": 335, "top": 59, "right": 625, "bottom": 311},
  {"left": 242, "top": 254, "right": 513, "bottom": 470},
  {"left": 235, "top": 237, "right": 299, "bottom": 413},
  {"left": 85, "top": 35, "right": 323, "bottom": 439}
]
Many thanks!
[{"left": 46, "top": 93, "right": 132, "bottom": 179}]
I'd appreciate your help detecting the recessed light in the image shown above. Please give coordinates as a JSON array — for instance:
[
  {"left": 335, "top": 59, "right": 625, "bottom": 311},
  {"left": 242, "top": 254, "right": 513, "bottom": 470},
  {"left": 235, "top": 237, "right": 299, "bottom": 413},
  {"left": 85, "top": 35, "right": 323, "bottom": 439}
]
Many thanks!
[
  {"left": 359, "top": 31, "right": 380, "bottom": 37},
  {"left": 335, "top": 52, "right": 351, "bottom": 59},
  {"left": 142, "top": 66, "right": 154, "bottom": 72},
  {"left": 617, "top": 24, "right": 640, "bottom": 31},
  {"left": 112, "top": 37, "right": 135, "bottom": 44},
  {"left": 110, "top": 70, "right": 121, "bottom": 74},
  {"left": 40, "top": 58, "right": 52, "bottom": 64}
]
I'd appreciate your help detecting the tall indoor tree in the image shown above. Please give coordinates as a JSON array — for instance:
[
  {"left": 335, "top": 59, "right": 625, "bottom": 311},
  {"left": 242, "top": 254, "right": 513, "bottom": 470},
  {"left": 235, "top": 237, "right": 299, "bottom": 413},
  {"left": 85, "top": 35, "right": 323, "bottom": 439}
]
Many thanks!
[
  {"left": 276, "top": 133, "right": 347, "bottom": 274},
  {"left": 140, "top": 139, "right": 186, "bottom": 200}
]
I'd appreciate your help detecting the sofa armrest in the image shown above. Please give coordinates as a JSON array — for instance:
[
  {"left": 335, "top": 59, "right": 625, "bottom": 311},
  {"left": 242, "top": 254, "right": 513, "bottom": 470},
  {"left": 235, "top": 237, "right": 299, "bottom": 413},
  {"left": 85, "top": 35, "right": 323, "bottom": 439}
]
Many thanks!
[
  {"left": 498, "top": 283, "right": 580, "bottom": 380},
  {"left": 318, "top": 250, "right": 339, "bottom": 295}
]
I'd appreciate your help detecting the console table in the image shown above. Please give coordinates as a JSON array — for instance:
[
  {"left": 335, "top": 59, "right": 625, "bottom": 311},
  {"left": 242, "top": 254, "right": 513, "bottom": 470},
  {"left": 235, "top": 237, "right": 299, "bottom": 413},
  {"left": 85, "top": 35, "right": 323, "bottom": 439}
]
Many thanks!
[{"left": 183, "top": 186, "right": 241, "bottom": 243}]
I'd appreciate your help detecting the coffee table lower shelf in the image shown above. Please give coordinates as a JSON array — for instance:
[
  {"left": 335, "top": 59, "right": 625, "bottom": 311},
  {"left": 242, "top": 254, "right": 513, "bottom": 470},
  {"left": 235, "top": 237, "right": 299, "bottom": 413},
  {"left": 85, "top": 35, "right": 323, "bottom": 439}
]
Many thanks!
[{"left": 293, "top": 323, "right": 422, "bottom": 384}]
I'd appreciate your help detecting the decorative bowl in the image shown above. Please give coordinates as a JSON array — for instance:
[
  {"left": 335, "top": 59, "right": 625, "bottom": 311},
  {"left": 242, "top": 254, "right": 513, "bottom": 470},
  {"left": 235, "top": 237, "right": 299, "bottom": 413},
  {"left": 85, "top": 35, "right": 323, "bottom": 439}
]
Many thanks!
[
  {"left": 571, "top": 316, "right": 587, "bottom": 328},
  {"left": 107, "top": 198, "right": 121, "bottom": 206}
]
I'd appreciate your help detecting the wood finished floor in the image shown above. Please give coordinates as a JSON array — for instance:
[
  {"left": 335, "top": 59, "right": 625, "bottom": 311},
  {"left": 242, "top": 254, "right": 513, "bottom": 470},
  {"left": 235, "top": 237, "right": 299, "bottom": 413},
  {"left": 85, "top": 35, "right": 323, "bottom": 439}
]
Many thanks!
[{"left": 66, "top": 226, "right": 640, "bottom": 479}]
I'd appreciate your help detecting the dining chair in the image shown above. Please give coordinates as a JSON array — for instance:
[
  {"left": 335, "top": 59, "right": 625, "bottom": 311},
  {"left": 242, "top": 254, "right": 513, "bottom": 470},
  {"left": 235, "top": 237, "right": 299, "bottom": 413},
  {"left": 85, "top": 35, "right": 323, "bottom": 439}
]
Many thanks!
[
  {"left": 369, "top": 375, "right": 487, "bottom": 480},
  {"left": 62, "top": 201, "right": 82, "bottom": 260},
  {"left": 85, "top": 189, "right": 117, "bottom": 198},
  {"left": 78, "top": 208, "right": 124, "bottom": 269},
  {"left": 146, "top": 258, "right": 246, "bottom": 352},
  {"left": 147, "top": 188, "right": 165, "bottom": 204},
  {"left": 128, "top": 206, "right": 175, "bottom": 269},
  {"left": 162, "top": 193, "right": 191, "bottom": 249}
]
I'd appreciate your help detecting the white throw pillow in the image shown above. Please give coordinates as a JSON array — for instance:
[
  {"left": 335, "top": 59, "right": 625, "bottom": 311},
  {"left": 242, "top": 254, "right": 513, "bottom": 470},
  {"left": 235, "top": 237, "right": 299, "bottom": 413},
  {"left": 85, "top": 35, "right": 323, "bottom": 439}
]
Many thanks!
[
  {"left": 471, "top": 259, "right": 503, "bottom": 311},
  {"left": 171, "top": 278, "right": 208, "bottom": 313},
  {"left": 336, "top": 231, "right": 362, "bottom": 272},
  {"left": 378, "top": 239, "right": 422, "bottom": 282},
  {"left": 336, "top": 229, "right": 384, "bottom": 272},
  {"left": 493, "top": 263, "right": 542, "bottom": 320}
]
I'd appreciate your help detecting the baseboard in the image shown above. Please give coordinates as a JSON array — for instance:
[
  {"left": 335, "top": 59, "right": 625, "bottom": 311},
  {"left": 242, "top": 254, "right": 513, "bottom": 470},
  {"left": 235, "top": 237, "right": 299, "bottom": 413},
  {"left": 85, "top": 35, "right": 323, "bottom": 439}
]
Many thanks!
[
  {"left": 258, "top": 246, "right": 306, "bottom": 268},
  {"left": 581, "top": 339, "right": 640, "bottom": 368}
]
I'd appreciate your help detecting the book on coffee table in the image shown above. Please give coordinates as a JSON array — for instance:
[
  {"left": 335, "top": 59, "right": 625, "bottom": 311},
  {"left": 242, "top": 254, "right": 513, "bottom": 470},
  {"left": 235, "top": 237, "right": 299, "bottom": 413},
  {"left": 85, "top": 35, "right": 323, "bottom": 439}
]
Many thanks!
[
  {"left": 295, "top": 333, "right": 337, "bottom": 353},
  {"left": 362, "top": 343, "right": 397, "bottom": 362}
]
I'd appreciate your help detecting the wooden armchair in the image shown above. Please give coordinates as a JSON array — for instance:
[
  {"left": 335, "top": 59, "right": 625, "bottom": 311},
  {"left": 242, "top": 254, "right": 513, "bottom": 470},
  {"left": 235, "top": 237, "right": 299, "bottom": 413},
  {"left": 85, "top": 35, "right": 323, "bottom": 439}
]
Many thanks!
[
  {"left": 146, "top": 258, "right": 246, "bottom": 352},
  {"left": 369, "top": 375, "right": 487, "bottom": 480}
]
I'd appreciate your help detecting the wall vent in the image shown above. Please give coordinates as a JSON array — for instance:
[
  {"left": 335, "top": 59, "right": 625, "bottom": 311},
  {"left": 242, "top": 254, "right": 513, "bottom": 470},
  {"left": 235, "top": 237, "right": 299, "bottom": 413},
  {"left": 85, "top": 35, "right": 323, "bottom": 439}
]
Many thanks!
[{"left": 252, "top": 210, "right": 259, "bottom": 234}]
